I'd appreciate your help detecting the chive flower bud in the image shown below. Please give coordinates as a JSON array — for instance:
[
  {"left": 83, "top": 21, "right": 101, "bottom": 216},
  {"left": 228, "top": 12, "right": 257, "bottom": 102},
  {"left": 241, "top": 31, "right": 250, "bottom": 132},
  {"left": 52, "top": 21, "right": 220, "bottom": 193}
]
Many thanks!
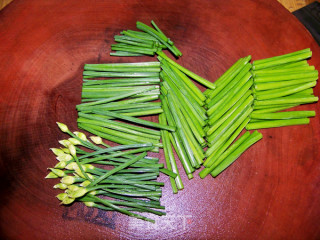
[
  {"left": 65, "top": 162, "right": 77, "bottom": 170},
  {"left": 56, "top": 122, "right": 69, "bottom": 133},
  {"left": 74, "top": 167, "right": 87, "bottom": 178},
  {"left": 89, "top": 136, "right": 103, "bottom": 145},
  {"left": 61, "top": 196, "right": 75, "bottom": 205},
  {"left": 54, "top": 161, "right": 67, "bottom": 169},
  {"left": 83, "top": 164, "right": 95, "bottom": 170},
  {"left": 67, "top": 185, "right": 80, "bottom": 192},
  {"left": 56, "top": 153, "right": 73, "bottom": 162},
  {"left": 73, "top": 131, "right": 88, "bottom": 141},
  {"left": 68, "top": 138, "right": 82, "bottom": 145},
  {"left": 68, "top": 144, "right": 76, "bottom": 157},
  {"left": 89, "top": 191, "right": 97, "bottom": 196},
  {"left": 80, "top": 180, "right": 91, "bottom": 187},
  {"left": 50, "top": 148, "right": 65, "bottom": 156},
  {"left": 61, "top": 176, "right": 76, "bottom": 185},
  {"left": 59, "top": 140, "right": 71, "bottom": 147},
  {"left": 56, "top": 192, "right": 68, "bottom": 201},
  {"left": 61, "top": 148, "right": 70, "bottom": 154},
  {"left": 68, "top": 187, "right": 88, "bottom": 198},
  {"left": 53, "top": 183, "right": 68, "bottom": 190},
  {"left": 49, "top": 168, "right": 67, "bottom": 177},
  {"left": 45, "top": 172, "right": 58, "bottom": 179},
  {"left": 84, "top": 202, "right": 95, "bottom": 207}
]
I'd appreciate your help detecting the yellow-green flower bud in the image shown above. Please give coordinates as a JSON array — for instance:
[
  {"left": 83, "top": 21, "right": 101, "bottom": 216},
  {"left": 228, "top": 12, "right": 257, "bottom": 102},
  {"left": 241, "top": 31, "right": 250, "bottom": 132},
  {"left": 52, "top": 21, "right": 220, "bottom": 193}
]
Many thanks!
[
  {"left": 68, "top": 138, "right": 81, "bottom": 145},
  {"left": 49, "top": 168, "right": 67, "bottom": 178},
  {"left": 56, "top": 153, "right": 73, "bottom": 162},
  {"left": 89, "top": 190, "right": 97, "bottom": 196},
  {"left": 56, "top": 122, "right": 69, "bottom": 133},
  {"left": 56, "top": 192, "right": 68, "bottom": 201},
  {"left": 68, "top": 144, "right": 76, "bottom": 157},
  {"left": 73, "top": 131, "right": 88, "bottom": 141},
  {"left": 59, "top": 140, "right": 70, "bottom": 147},
  {"left": 61, "top": 176, "right": 75, "bottom": 185},
  {"left": 80, "top": 180, "right": 91, "bottom": 187},
  {"left": 61, "top": 148, "right": 70, "bottom": 154},
  {"left": 84, "top": 202, "right": 95, "bottom": 207},
  {"left": 83, "top": 164, "right": 95, "bottom": 170},
  {"left": 61, "top": 196, "right": 75, "bottom": 205},
  {"left": 89, "top": 136, "right": 103, "bottom": 145},
  {"left": 50, "top": 148, "right": 65, "bottom": 156},
  {"left": 65, "top": 162, "right": 77, "bottom": 170},
  {"left": 68, "top": 187, "right": 88, "bottom": 198},
  {"left": 74, "top": 167, "right": 86, "bottom": 179},
  {"left": 53, "top": 183, "right": 68, "bottom": 190},
  {"left": 54, "top": 161, "right": 67, "bottom": 169},
  {"left": 67, "top": 185, "right": 80, "bottom": 192},
  {"left": 45, "top": 172, "right": 58, "bottom": 179}
]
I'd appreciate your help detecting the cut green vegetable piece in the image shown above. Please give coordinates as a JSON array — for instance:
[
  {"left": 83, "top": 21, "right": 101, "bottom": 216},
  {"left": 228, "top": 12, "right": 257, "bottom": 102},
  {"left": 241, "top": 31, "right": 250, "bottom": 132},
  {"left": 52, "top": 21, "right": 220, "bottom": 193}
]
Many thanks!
[
  {"left": 207, "top": 94, "right": 253, "bottom": 143},
  {"left": 87, "top": 152, "right": 148, "bottom": 187},
  {"left": 252, "top": 104, "right": 299, "bottom": 113},
  {"left": 160, "top": 113, "right": 184, "bottom": 190},
  {"left": 253, "top": 49, "right": 310, "bottom": 66},
  {"left": 170, "top": 64, "right": 206, "bottom": 102},
  {"left": 254, "top": 81, "right": 317, "bottom": 100},
  {"left": 210, "top": 131, "right": 263, "bottom": 177},
  {"left": 253, "top": 65, "right": 315, "bottom": 75},
  {"left": 159, "top": 113, "right": 178, "bottom": 193},
  {"left": 83, "top": 71, "right": 159, "bottom": 78},
  {"left": 157, "top": 51, "right": 216, "bottom": 89},
  {"left": 207, "top": 63, "right": 252, "bottom": 108},
  {"left": 204, "top": 117, "right": 250, "bottom": 168},
  {"left": 271, "top": 60, "right": 309, "bottom": 70},
  {"left": 78, "top": 123, "right": 161, "bottom": 147},
  {"left": 254, "top": 77, "right": 316, "bottom": 91},
  {"left": 77, "top": 118, "right": 160, "bottom": 140},
  {"left": 207, "top": 56, "right": 251, "bottom": 102},
  {"left": 207, "top": 90, "right": 252, "bottom": 136},
  {"left": 136, "top": 21, "right": 181, "bottom": 57},
  {"left": 166, "top": 92, "right": 199, "bottom": 169},
  {"left": 253, "top": 70, "right": 318, "bottom": 82},
  {"left": 161, "top": 73, "right": 206, "bottom": 128},
  {"left": 208, "top": 79, "right": 253, "bottom": 126},
  {"left": 251, "top": 111, "right": 315, "bottom": 120},
  {"left": 200, "top": 131, "right": 251, "bottom": 178},
  {"left": 92, "top": 110, "right": 175, "bottom": 132},
  {"left": 161, "top": 95, "right": 194, "bottom": 176},
  {"left": 254, "top": 96, "right": 318, "bottom": 106},
  {"left": 77, "top": 86, "right": 158, "bottom": 110},
  {"left": 252, "top": 50, "right": 312, "bottom": 70},
  {"left": 206, "top": 106, "right": 253, "bottom": 157},
  {"left": 207, "top": 101, "right": 252, "bottom": 145},
  {"left": 78, "top": 112, "right": 160, "bottom": 137},
  {"left": 110, "top": 51, "right": 145, "bottom": 57},
  {"left": 207, "top": 69, "right": 251, "bottom": 113},
  {"left": 246, "top": 118, "right": 310, "bottom": 130}
]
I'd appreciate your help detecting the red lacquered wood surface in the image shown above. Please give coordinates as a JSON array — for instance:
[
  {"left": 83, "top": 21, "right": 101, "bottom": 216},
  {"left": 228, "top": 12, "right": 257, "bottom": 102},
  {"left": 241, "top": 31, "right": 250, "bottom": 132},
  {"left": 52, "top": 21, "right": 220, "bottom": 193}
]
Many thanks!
[{"left": 0, "top": 0, "right": 319, "bottom": 239}]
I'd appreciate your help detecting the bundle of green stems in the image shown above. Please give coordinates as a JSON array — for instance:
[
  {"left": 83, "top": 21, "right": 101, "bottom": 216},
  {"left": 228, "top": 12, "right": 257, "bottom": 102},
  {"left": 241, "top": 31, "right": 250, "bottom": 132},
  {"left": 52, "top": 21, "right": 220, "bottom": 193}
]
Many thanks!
[
  {"left": 248, "top": 48, "right": 318, "bottom": 130},
  {"left": 111, "top": 20, "right": 182, "bottom": 57},
  {"left": 46, "top": 123, "right": 167, "bottom": 223}
]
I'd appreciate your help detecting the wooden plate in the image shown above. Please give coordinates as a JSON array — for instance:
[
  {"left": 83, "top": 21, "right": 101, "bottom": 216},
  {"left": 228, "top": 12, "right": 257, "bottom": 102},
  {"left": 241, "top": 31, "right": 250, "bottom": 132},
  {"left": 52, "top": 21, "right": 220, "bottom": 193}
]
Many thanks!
[{"left": 0, "top": 0, "right": 319, "bottom": 239}]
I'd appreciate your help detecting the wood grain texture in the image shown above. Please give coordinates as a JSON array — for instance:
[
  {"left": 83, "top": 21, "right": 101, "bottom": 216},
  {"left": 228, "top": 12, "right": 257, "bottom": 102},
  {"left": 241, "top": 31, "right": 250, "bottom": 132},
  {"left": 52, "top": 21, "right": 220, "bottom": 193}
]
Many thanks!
[
  {"left": 0, "top": 0, "right": 319, "bottom": 239},
  {"left": 278, "top": 0, "right": 317, "bottom": 12},
  {"left": 0, "top": 0, "right": 13, "bottom": 10}
]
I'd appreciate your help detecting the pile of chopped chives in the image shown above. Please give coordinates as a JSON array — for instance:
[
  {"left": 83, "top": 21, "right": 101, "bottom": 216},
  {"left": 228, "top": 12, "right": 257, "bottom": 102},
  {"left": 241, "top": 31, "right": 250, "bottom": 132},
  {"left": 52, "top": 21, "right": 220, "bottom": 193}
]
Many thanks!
[
  {"left": 248, "top": 48, "right": 318, "bottom": 130},
  {"left": 199, "top": 48, "right": 318, "bottom": 178},
  {"left": 111, "top": 21, "right": 182, "bottom": 57},
  {"left": 46, "top": 19, "right": 319, "bottom": 223}
]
